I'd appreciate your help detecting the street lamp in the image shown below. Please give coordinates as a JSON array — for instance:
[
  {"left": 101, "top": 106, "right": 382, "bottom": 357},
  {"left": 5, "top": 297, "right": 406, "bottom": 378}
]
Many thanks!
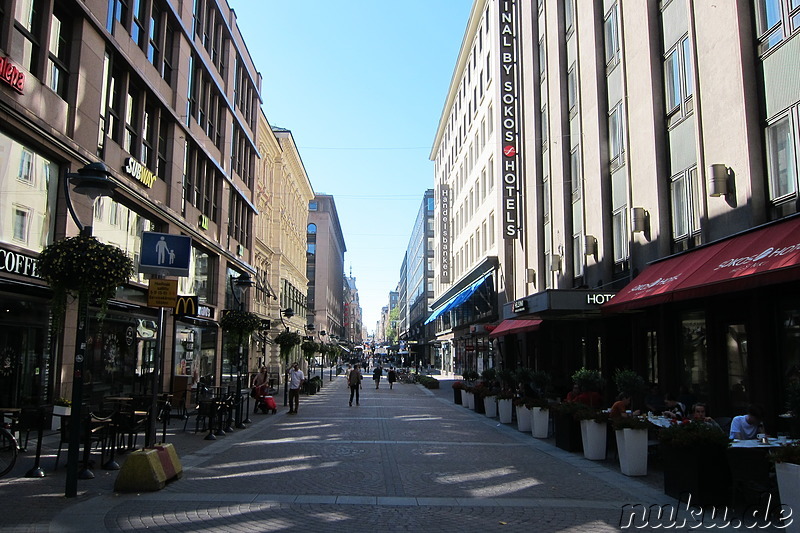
[
  {"left": 230, "top": 272, "right": 254, "bottom": 429},
  {"left": 279, "top": 307, "right": 294, "bottom": 406},
  {"left": 63, "top": 162, "right": 116, "bottom": 499}
]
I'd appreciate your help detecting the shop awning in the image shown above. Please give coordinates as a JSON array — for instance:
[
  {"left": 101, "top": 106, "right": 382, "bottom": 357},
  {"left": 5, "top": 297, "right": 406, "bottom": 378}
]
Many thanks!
[
  {"left": 604, "top": 215, "right": 800, "bottom": 312},
  {"left": 424, "top": 273, "right": 491, "bottom": 324},
  {"left": 489, "top": 318, "right": 543, "bottom": 338}
]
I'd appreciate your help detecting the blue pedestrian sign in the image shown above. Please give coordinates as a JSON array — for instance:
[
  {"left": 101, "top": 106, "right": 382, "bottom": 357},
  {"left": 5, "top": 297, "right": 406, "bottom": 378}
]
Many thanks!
[{"left": 139, "top": 232, "right": 191, "bottom": 277}]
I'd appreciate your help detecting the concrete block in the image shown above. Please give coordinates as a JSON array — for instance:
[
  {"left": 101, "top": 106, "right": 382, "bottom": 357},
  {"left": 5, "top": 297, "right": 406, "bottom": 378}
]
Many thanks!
[{"left": 114, "top": 449, "right": 166, "bottom": 492}]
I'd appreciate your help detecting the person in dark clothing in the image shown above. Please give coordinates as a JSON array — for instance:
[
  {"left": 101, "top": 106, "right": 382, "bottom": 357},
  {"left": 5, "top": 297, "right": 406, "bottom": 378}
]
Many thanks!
[
  {"left": 348, "top": 364, "right": 362, "bottom": 406},
  {"left": 387, "top": 367, "right": 397, "bottom": 390}
]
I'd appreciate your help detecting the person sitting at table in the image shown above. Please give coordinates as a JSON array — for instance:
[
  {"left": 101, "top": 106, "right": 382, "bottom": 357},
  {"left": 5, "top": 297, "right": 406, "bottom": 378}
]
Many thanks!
[
  {"left": 662, "top": 393, "right": 686, "bottom": 420},
  {"left": 644, "top": 384, "right": 665, "bottom": 414},
  {"left": 609, "top": 393, "right": 640, "bottom": 419},
  {"left": 729, "top": 404, "right": 765, "bottom": 440},
  {"left": 690, "top": 402, "right": 723, "bottom": 432},
  {"left": 565, "top": 383, "right": 581, "bottom": 403}
]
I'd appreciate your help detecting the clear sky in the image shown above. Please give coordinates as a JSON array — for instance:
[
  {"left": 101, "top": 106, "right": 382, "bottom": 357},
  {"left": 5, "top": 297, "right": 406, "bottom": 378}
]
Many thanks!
[{"left": 229, "top": 1, "right": 473, "bottom": 336}]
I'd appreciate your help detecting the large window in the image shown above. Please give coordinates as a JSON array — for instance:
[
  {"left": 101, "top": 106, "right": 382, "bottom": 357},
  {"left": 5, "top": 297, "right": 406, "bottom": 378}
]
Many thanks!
[
  {"left": 670, "top": 167, "right": 701, "bottom": 249},
  {"left": 664, "top": 35, "right": 694, "bottom": 125},
  {"left": 92, "top": 196, "right": 156, "bottom": 285},
  {"left": 608, "top": 102, "right": 624, "bottom": 167},
  {"left": 766, "top": 115, "right": 798, "bottom": 201},
  {"left": 47, "top": 8, "right": 70, "bottom": 98},
  {"left": 567, "top": 65, "right": 577, "bottom": 113},
  {"left": 604, "top": 5, "right": 620, "bottom": 68},
  {"left": 753, "top": 0, "right": 800, "bottom": 54},
  {"left": 612, "top": 208, "right": 628, "bottom": 263}
]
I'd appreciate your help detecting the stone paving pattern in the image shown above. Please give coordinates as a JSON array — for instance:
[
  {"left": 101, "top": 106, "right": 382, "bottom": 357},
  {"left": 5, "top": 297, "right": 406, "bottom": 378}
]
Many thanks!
[{"left": 0, "top": 376, "right": 775, "bottom": 532}]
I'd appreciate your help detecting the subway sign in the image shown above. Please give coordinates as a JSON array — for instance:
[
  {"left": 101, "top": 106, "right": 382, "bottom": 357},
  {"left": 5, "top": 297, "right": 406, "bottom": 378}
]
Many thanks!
[{"left": 123, "top": 157, "right": 158, "bottom": 188}]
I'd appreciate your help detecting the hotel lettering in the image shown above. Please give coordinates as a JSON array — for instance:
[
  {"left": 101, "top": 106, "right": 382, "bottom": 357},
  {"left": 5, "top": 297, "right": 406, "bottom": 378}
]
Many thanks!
[{"left": 499, "top": 0, "right": 522, "bottom": 239}]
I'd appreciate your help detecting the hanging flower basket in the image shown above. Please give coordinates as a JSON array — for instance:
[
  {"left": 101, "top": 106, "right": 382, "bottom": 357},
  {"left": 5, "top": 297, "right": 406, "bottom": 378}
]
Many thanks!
[
  {"left": 220, "top": 309, "right": 262, "bottom": 336},
  {"left": 301, "top": 340, "right": 320, "bottom": 356},
  {"left": 37, "top": 235, "right": 133, "bottom": 328},
  {"left": 275, "top": 330, "right": 301, "bottom": 361}
]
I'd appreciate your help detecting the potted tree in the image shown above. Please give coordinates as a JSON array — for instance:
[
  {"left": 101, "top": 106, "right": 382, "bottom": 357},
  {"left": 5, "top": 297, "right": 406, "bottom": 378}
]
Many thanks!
[
  {"left": 529, "top": 397, "right": 551, "bottom": 439},
  {"left": 551, "top": 402, "right": 587, "bottom": 452},
  {"left": 773, "top": 442, "right": 800, "bottom": 533},
  {"left": 613, "top": 369, "right": 646, "bottom": 409},
  {"left": 659, "top": 420, "right": 731, "bottom": 506},
  {"left": 612, "top": 416, "right": 650, "bottom": 476},
  {"left": 514, "top": 397, "right": 532, "bottom": 432},
  {"left": 452, "top": 381, "right": 465, "bottom": 405},
  {"left": 497, "top": 390, "right": 515, "bottom": 424},
  {"left": 571, "top": 367, "right": 605, "bottom": 407}
]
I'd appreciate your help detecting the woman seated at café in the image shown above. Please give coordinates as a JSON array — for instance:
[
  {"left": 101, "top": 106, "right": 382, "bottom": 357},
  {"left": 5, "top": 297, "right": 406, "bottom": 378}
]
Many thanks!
[
  {"left": 690, "top": 402, "right": 723, "bottom": 432},
  {"left": 662, "top": 393, "right": 686, "bottom": 420},
  {"left": 729, "top": 404, "right": 765, "bottom": 440},
  {"left": 609, "top": 393, "right": 640, "bottom": 419}
]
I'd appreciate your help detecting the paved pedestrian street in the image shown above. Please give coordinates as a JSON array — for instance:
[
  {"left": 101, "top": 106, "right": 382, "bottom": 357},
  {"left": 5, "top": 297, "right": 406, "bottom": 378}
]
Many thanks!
[{"left": 0, "top": 378, "right": 775, "bottom": 532}]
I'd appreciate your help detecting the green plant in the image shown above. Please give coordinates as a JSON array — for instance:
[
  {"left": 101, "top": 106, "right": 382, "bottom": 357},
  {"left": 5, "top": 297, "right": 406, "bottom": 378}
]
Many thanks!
[
  {"left": 531, "top": 370, "right": 552, "bottom": 396},
  {"left": 416, "top": 375, "right": 440, "bottom": 389},
  {"left": 613, "top": 369, "right": 646, "bottom": 396},
  {"left": 301, "top": 340, "right": 320, "bottom": 356},
  {"left": 575, "top": 409, "right": 610, "bottom": 424},
  {"left": 497, "top": 390, "right": 515, "bottom": 400},
  {"left": 462, "top": 370, "right": 480, "bottom": 382},
  {"left": 496, "top": 368, "right": 515, "bottom": 390},
  {"left": 611, "top": 416, "right": 652, "bottom": 431},
  {"left": 772, "top": 442, "right": 800, "bottom": 465},
  {"left": 481, "top": 368, "right": 497, "bottom": 383},
  {"left": 220, "top": 310, "right": 262, "bottom": 336},
  {"left": 274, "top": 330, "right": 301, "bottom": 363},
  {"left": 551, "top": 401, "right": 591, "bottom": 419},
  {"left": 37, "top": 235, "right": 134, "bottom": 329},
  {"left": 571, "top": 367, "right": 605, "bottom": 393},
  {"left": 658, "top": 420, "right": 730, "bottom": 449}
]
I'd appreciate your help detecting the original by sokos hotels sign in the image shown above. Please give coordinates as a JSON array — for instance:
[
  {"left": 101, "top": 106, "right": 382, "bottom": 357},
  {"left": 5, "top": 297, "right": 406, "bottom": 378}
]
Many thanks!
[{"left": 499, "top": 0, "right": 522, "bottom": 240}]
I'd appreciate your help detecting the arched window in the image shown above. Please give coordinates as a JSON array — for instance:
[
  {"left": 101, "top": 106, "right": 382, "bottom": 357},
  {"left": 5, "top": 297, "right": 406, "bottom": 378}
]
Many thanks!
[{"left": 307, "top": 223, "right": 317, "bottom": 234}]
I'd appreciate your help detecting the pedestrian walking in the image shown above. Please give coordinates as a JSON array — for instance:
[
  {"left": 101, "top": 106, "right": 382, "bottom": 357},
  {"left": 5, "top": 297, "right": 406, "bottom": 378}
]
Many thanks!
[
  {"left": 288, "top": 362, "right": 304, "bottom": 414},
  {"left": 348, "top": 364, "right": 362, "bottom": 406},
  {"left": 373, "top": 366, "right": 382, "bottom": 389},
  {"left": 252, "top": 366, "right": 269, "bottom": 413},
  {"left": 387, "top": 367, "right": 397, "bottom": 390}
]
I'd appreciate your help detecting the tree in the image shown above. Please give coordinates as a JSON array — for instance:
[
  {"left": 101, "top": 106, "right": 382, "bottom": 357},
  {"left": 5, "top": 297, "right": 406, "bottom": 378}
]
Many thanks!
[{"left": 386, "top": 306, "right": 400, "bottom": 344}]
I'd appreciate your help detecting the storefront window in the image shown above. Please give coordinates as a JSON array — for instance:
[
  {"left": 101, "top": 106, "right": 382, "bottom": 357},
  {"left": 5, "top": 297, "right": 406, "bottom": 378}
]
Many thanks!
[
  {"left": 178, "top": 246, "right": 211, "bottom": 302},
  {"left": 0, "top": 295, "right": 52, "bottom": 407},
  {"left": 92, "top": 197, "right": 156, "bottom": 284},
  {"left": 174, "top": 319, "right": 216, "bottom": 395},
  {"left": 0, "top": 133, "right": 59, "bottom": 253},
  {"left": 679, "top": 311, "right": 708, "bottom": 401}
]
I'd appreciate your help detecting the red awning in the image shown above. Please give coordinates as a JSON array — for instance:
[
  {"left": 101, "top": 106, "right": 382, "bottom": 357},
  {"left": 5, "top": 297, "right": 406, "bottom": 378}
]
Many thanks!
[
  {"left": 604, "top": 215, "right": 800, "bottom": 312},
  {"left": 489, "top": 319, "right": 542, "bottom": 338}
]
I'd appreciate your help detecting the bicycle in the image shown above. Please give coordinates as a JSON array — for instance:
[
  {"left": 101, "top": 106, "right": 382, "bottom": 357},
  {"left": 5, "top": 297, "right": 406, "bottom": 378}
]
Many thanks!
[{"left": 0, "top": 424, "right": 19, "bottom": 478}]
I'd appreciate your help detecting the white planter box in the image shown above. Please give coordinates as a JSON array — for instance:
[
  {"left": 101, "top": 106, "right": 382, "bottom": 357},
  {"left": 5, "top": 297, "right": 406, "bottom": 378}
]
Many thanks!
[
  {"left": 615, "top": 428, "right": 648, "bottom": 476},
  {"left": 465, "top": 391, "right": 475, "bottom": 410},
  {"left": 580, "top": 419, "right": 607, "bottom": 460},
  {"left": 52, "top": 405, "right": 71, "bottom": 430},
  {"left": 516, "top": 406, "right": 531, "bottom": 432},
  {"left": 776, "top": 462, "right": 800, "bottom": 533},
  {"left": 498, "top": 399, "right": 513, "bottom": 423},
  {"left": 531, "top": 407, "right": 549, "bottom": 438},
  {"left": 484, "top": 397, "right": 498, "bottom": 417}
]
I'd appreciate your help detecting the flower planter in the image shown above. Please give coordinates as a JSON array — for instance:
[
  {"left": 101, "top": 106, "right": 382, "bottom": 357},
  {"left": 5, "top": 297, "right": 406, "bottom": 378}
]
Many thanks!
[
  {"left": 498, "top": 399, "right": 513, "bottom": 424},
  {"left": 554, "top": 411, "right": 583, "bottom": 452},
  {"left": 615, "top": 428, "right": 648, "bottom": 476},
  {"left": 531, "top": 407, "right": 549, "bottom": 439},
  {"left": 52, "top": 405, "right": 70, "bottom": 430},
  {"left": 580, "top": 419, "right": 608, "bottom": 460},
  {"left": 516, "top": 406, "right": 531, "bottom": 432},
  {"left": 474, "top": 395, "right": 486, "bottom": 414},
  {"left": 484, "top": 396, "right": 497, "bottom": 418},
  {"left": 661, "top": 443, "right": 731, "bottom": 507},
  {"left": 464, "top": 391, "right": 475, "bottom": 410},
  {"left": 453, "top": 388, "right": 462, "bottom": 405},
  {"left": 776, "top": 462, "right": 800, "bottom": 533}
]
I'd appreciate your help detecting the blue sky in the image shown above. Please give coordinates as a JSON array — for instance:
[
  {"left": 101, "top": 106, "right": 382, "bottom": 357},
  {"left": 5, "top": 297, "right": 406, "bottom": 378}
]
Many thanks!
[{"left": 230, "top": 1, "right": 472, "bottom": 334}]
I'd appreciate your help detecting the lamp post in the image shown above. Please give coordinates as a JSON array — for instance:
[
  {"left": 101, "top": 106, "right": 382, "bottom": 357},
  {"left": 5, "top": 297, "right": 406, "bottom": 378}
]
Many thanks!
[
  {"left": 229, "top": 272, "right": 254, "bottom": 429},
  {"left": 63, "top": 162, "right": 116, "bottom": 499},
  {"left": 279, "top": 307, "right": 294, "bottom": 406},
  {"left": 318, "top": 330, "right": 327, "bottom": 381}
]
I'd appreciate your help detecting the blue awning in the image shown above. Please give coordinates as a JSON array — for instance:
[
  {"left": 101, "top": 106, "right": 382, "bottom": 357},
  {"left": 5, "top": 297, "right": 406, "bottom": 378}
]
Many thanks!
[{"left": 424, "top": 273, "right": 491, "bottom": 325}]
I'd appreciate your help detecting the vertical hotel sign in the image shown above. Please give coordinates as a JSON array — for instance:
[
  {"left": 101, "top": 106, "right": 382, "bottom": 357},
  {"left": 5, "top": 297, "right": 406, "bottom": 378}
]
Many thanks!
[
  {"left": 500, "top": 0, "right": 522, "bottom": 239},
  {"left": 438, "top": 184, "right": 451, "bottom": 283}
]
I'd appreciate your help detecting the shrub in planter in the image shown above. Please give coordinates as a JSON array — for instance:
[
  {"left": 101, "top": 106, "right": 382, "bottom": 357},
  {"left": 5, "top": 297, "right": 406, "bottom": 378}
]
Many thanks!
[
  {"left": 551, "top": 402, "right": 587, "bottom": 452},
  {"left": 452, "top": 381, "right": 464, "bottom": 404},
  {"left": 416, "top": 375, "right": 440, "bottom": 389}
]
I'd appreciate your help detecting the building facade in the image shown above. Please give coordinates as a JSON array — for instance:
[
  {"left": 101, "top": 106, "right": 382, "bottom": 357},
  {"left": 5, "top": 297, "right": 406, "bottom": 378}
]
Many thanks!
[
  {"left": 307, "top": 194, "right": 346, "bottom": 344},
  {"left": 0, "top": 0, "right": 263, "bottom": 408},
  {"left": 404, "top": 189, "right": 436, "bottom": 369}
]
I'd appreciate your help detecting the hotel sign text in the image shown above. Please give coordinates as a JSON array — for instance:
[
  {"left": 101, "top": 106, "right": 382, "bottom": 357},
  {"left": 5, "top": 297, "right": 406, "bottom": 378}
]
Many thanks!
[{"left": 499, "top": 0, "right": 522, "bottom": 239}]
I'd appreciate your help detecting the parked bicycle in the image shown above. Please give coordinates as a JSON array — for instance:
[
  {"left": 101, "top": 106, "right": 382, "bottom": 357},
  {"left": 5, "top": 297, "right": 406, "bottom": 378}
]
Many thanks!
[{"left": 0, "top": 424, "right": 19, "bottom": 478}]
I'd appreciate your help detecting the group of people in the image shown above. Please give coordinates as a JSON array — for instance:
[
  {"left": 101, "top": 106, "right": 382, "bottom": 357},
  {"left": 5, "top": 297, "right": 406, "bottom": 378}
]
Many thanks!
[
  {"left": 568, "top": 383, "right": 768, "bottom": 440},
  {"left": 346, "top": 364, "right": 398, "bottom": 406}
]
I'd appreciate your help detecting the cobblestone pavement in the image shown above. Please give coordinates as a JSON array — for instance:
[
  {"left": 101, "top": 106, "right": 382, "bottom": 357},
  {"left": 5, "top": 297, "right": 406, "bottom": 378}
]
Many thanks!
[{"left": 0, "top": 377, "right": 781, "bottom": 532}]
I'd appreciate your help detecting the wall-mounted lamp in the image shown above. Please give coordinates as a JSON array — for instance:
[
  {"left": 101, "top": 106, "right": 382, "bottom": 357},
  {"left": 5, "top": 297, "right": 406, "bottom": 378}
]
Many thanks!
[
  {"left": 524, "top": 268, "right": 536, "bottom": 284},
  {"left": 708, "top": 164, "right": 729, "bottom": 197},
  {"left": 550, "top": 254, "right": 562, "bottom": 272},
  {"left": 632, "top": 207, "right": 648, "bottom": 233},
  {"left": 584, "top": 234, "right": 597, "bottom": 256}
]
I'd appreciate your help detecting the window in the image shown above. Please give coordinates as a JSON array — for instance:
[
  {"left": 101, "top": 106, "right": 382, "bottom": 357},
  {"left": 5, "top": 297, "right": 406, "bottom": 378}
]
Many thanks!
[
  {"left": 609, "top": 103, "right": 624, "bottom": 166},
  {"left": 543, "top": 177, "right": 551, "bottom": 223},
  {"left": 18, "top": 148, "right": 33, "bottom": 183},
  {"left": 539, "top": 38, "right": 546, "bottom": 79},
  {"left": 541, "top": 107, "right": 548, "bottom": 146},
  {"left": 13, "top": 0, "right": 42, "bottom": 74},
  {"left": 612, "top": 209, "right": 628, "bottom": 263},
  {"left": 570, "top": 148, "right": 581, "bottom": 200},
  {"left": 604, "top": 5, "right": 620, "bottom": 67},
  {"left": 670, "top": 167, "right": 701, "bottom": 244},
  {"left": 124, "top": 86, "right": 140, "bottom": 155},
  {"left": 567, "top": 65, "right": 577, "bottom": 113},
  {"left": 307, "top": 243, "right": 316, "bottom": 254},
  {"left": 309, "top": 201, "right": 318, "bottom": 211},
  {"left": 754, "top": 0, "right": 784, "bottom": 52},
  {"left": 572, "top": 234, "right": 583, "bottom": 277},
  {"left": 766, "top": 116, "right": 797, "bottom": 200},
  {"left": 47, "top": 10, "right": 70, "bottom": 98},
  {"left": 131, "top": 0, "right": 146, "bottom": 46},
  {"left": 564, "top": 0, "right": 574, "bottom": 33},
  {"left": 12, "top": 206, "right": 30, "bottom": 243},
  {"left": 664, "top": 36, "right": 694, "bottom": 124},
  {"left": 307, "top": 223, "right": 317, "bottom": 234}
]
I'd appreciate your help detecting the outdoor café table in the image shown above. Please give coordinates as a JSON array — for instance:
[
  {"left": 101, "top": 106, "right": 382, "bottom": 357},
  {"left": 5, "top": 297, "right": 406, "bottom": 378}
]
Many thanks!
[
  {"left": 646, "top": 415, "right": 672, "bottom": 429},
  {"left": 726, "top": 439, "right": 790, "bottom": 509}
]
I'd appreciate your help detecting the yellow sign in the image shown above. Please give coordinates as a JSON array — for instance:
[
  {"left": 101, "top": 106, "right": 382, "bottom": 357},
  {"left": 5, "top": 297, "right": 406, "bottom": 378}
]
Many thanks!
[{"left": 148, "top": 279, "right": 178, "bottom": 308}]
